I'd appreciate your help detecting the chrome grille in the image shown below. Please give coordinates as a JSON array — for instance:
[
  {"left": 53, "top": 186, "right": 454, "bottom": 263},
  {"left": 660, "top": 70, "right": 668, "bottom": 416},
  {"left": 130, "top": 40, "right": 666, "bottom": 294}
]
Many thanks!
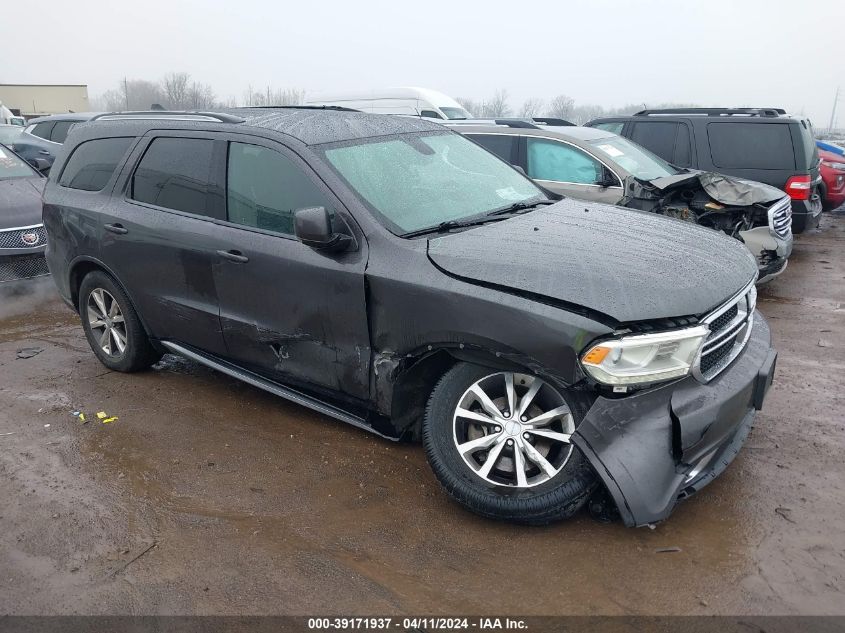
[
  {"left": 695, "top": 281, "right": 757, "bottom": 381},
  {"left": 768, "top": 197, "right": 792, "bottom": 239},
  {"left": 0, "top": 225, "right": 47, "bottom": 250},
  {"left": 0, "top": 253, "right": 50, "bottom": 283}
]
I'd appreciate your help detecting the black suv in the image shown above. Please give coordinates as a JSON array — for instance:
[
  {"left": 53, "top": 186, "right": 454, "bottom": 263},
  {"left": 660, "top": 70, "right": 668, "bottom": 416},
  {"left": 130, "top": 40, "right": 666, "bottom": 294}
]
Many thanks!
[
  {"left": 43, "top": 108, "right": 777, "bottom": 527},
  {"left": 587, "top": 108, "right": 823, "bottom": 233}
]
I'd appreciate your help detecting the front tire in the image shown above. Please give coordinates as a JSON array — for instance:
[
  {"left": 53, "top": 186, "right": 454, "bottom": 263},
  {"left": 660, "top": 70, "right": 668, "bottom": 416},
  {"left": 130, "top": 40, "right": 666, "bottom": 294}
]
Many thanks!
[
  {"left": 422, "top": 363, "right": 597, "bottom": 525},
  {"left": 78, "top": 270, "right": 161, "bottom": 372}
]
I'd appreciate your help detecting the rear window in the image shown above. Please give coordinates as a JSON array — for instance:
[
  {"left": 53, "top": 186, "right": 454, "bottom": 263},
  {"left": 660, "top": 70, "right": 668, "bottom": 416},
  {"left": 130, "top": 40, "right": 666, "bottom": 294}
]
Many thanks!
[
  {"left": 50, "top": 121, "right": 77, "bottom": 144},
  {"left": 707, "top": 122, "right": 795, "bottom": 170},
  {"left": 798, "top": 120, "right": 819, "bottom": 170},
  {"left": 629, "top": 122, "right": 679, "bottom": 163},
  {"left": 131, "top": 137, "right": 222, "bottom": 218},
  {"left": 59, "top": 137, "right": 134, "bottom": 191},
  {"left": 29, "top": 121, "right": 54, "bottom": 140},
  {"left": 467, "top": 134, "right": 517, "bottom": 164}
]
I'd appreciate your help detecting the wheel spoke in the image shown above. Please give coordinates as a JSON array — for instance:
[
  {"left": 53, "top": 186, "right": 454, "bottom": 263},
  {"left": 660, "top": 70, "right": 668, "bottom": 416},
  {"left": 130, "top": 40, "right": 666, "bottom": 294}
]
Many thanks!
[
  {"left": 108, "top": 298, "right": 121, "bottom": 318},
  {"left": 99, "top": 328, "right": 111, "bottom": 354},
  {"left": 455, "top": 407, "right": 498, "bottom": 426},
  {"left": 110, "top": 327, "right": 127, "bottom": 353},
  {"left": 91, "top": 289, "right": 108, "bottom": 318},
  {"left": 522, "top": 440, "right": 558, "bottom": 478},
  {"left": 526, "top": 428, "right": 572, "bottom": 444},
  {"left": 516, "top": 379, "right": 543, "bottom": 419},
  {"left": 469, "top": 384, "right": 502, "bottom": 418},
  {"left": 110, "top": 315, "right": 124, "bottom": 324},
  {"left": 513, "top": 442, "right": 528, "bottom": 487},
  {"left": 504, "top": 373, "right": 516, "bottom": 416},
  {"left": 526, "top": 406, "right": 572, "bottom": 428},
  {"left": 457, "top": 432, "right": 500, "bottom": 456},
  {"left": 88, "top": 307, "right": 105, "bottom": 329},
  {"left": 477, "top": 439, "right": 506, "bottom": 478}
]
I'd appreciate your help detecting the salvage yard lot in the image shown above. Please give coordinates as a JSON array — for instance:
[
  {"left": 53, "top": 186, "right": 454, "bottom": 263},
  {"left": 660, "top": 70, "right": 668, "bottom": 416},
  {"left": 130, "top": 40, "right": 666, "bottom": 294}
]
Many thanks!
[{"left": 0, "top": 211, "right": 843, "bottom": 615}]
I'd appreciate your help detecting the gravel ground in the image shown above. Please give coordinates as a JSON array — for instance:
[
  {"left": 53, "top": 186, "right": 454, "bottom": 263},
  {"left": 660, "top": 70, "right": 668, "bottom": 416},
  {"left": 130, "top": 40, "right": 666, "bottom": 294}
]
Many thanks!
[{"left": 0, "top": 209, "right": 843, "bottom": 615}]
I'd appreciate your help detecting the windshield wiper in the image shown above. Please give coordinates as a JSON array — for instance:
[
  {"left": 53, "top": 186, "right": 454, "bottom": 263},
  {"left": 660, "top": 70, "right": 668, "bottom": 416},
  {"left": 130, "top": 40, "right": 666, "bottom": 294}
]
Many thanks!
[
  {"left": 401, "top": 200, "right": 555, "bottom": 238},
  {"left": 401, "top": 216, "right": 507, "bottom": 238},
  {"left": 487, "top": 199, "right": 556, "bottom": 217}
]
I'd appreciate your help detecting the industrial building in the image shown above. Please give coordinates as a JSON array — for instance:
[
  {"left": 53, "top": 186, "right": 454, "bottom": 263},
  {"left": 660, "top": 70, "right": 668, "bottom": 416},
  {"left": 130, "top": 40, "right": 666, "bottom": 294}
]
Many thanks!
[{"left": 0, "top": 84, "right": 89, "bottom": 119}]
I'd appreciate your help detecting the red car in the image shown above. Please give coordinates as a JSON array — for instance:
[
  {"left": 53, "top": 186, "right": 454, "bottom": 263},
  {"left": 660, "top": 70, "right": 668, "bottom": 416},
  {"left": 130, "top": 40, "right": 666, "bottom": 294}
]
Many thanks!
[{"left": 819, "top": 148, "right": 845, "bottom": 210}]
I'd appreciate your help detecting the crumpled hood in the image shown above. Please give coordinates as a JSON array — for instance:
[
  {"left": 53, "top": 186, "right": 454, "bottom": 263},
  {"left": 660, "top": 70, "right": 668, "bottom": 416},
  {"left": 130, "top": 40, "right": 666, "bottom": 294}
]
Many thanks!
[
  {"left": 0, "top": 177, "right": 44, "bottom": 229},
  {"left": 647, "top": 171, "right": 785, "bottom": 206},
  {"left": 427, "top": 197, "right": 758, "bottom": 324}
]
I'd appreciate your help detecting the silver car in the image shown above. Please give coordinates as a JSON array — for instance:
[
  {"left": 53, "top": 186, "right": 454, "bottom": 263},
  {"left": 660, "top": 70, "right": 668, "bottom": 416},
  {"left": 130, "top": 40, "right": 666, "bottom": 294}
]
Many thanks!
[{"left": 451, "top": 122, "right": 793, "bottom": 284}]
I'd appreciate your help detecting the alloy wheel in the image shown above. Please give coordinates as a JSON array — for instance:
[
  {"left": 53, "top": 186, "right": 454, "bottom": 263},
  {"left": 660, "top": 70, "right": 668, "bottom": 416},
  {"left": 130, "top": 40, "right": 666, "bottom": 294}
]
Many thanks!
[
  {"left": 87, "top": 288, "right": 127, "bottom": 356},
  {"left": 452, "top": 372, "right": 575, "bottom": 488}
]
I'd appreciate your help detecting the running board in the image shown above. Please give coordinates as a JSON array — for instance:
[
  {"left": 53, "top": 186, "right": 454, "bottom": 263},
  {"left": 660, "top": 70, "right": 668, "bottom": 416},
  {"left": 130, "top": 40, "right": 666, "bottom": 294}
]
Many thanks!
[{"left": 160, "top": 341, "right": 388, "bottom": 439}]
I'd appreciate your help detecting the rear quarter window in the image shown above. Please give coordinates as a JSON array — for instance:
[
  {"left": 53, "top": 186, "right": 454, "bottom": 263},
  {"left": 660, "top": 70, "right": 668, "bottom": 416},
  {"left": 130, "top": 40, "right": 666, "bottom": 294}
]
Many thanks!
[
  {"left": 629, "top": 121, "right": 678, "bottom": 163},
  {"left": 707, "top": 122, "right": 795, "bottom": 170},
  {"left": 59, "top": 137, "right": 135, "bottom": 191},
  {"left": 29, "top": 121, "right": 55, "bottom": 140}
]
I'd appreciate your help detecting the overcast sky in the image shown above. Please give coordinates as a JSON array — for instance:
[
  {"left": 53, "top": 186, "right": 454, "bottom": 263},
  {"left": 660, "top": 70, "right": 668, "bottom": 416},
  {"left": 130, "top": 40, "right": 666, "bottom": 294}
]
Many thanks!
[{"left": 1, "top": 0, "right": 842, "bottom": 124}]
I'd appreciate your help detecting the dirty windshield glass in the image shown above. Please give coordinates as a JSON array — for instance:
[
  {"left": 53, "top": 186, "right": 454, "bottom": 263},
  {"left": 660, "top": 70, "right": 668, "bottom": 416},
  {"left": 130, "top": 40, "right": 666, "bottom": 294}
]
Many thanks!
[
  {"left": 440, "top": 107, "right": 472, "bottom": 120},
  {"left": 0, "top": 145, "right": 38, "bottom": 180},
  {"left": 589, "top": 135, "right": 680, "bottom": 181},
  {"left": 323, "top": 132, "right": 545, "bottom": 234}
]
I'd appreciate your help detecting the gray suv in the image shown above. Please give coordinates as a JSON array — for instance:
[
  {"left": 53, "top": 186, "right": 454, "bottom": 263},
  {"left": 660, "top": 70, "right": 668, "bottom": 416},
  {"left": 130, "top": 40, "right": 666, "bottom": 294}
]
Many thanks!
[{"left": 43, "top": 108, "right": 777, "bottom": 527}]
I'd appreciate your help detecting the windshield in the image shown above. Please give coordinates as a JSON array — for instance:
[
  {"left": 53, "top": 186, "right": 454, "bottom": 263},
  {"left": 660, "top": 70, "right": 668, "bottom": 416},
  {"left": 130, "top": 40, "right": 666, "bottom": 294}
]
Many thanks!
[
  {"left": 322, "top": 132, "right": 545, "bottom": 235},
  {"left": 588, "top": 135, "right": 680, "bottom": 180},
  {"left": 0, "top": 144, "right": 38, "bottom": 180},
  {"left": 440, "top": 107, "right": 472, "bottom": 120},
  {"left": 0, "top": 126, "right": 22, "bottom": 145}
]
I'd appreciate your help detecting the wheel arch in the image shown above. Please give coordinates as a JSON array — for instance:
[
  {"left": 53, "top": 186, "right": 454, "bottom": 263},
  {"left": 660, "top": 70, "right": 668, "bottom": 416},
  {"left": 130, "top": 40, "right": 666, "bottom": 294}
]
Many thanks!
[
  {"left": 68, "top": 256, "right": 157, "bottom": 344},
  {"left": 384, "top": 343, "right": 591, "bottom": 441}
]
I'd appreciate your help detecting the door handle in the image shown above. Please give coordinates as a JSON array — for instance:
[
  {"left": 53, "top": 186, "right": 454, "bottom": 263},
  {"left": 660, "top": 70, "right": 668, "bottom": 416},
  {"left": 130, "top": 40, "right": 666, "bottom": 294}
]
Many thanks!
[
  {"left": 38, "top": 150, "right": 51, "bottom": 155},
  {"left": 104, "top": 223, "right": 128, "bottom": 235},
  {"left": 216, "top": 249, "right": 249, "bottom": 263}
]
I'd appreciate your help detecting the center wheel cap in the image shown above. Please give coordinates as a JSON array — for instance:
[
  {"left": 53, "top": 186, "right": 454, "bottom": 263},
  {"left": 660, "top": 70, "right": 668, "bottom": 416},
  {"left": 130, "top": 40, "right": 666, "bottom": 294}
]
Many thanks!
[{"left": 504, "top": 420, "right": 521, "bottom": 436}]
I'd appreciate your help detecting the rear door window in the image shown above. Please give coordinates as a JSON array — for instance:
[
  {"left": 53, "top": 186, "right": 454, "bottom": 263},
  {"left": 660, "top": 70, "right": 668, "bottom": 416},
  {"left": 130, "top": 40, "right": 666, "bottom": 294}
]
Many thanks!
[
  {"left": 226, "top": 142, "right": 331, "bottom": 236},
  {"left": 629, "top": 121, "right": 678, "bottom": 162},
  {"left": 130, "top": 137, "right": 223, "bottom": 218},
  {"left": 526, "top": 138, "right": 603, "bottom": 184},
  {"left": 593, "top": 122, "right": 624, "bottom": 134},
  {"left": 50, "top": 121, "right": 77, "bottom": 144},
  {"left": 707, "top": 122, "right": 795, "bottom": 170},
  {"left": 467, "top": 134, "right": 518, "bottom": 164},
  {"left": 59, "top": 137, "right": 134, "bottom": 191},
  {"left": 29, "top": 121, "right": 55, "bottom": 140}
]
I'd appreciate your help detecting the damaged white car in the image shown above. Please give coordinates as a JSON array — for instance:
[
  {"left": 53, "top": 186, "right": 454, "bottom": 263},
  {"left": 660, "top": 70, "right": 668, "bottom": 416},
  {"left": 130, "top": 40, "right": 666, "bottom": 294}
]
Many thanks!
[{"left": 454, "top": 123, "right": 793, "bottom": 283}]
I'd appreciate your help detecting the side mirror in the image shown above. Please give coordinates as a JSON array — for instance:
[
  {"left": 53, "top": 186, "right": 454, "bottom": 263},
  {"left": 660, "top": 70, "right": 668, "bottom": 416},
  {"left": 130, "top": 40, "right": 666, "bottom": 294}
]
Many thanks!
[
  {"left": 32, "top": 158, "right": 51, "bottom": 173},
  {"left": 294, "top": 206, "right": 352, "bottom": 252}
]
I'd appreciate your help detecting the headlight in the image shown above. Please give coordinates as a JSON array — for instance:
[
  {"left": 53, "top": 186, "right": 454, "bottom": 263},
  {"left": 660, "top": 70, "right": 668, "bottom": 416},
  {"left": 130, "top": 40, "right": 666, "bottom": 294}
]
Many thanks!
[{"left": 581, "top": 325, "right": 710, "bottom": 385}]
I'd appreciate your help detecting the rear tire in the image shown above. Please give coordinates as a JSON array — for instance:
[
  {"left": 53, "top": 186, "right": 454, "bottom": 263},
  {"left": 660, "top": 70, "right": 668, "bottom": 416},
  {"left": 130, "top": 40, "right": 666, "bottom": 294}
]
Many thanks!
[
  {"left": 422, "top": 363, "right": 597, "bottom": 525},
  {"left": 78, "top": 270, "right": 161, "bottom": 372}
]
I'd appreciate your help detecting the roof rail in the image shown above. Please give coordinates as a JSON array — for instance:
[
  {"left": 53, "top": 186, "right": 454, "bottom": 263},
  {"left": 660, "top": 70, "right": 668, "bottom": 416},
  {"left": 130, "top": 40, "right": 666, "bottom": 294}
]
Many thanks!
[
  {"left": 445, "top": 118, "right": 541, "bottom": 129},
  {"left": 634, "top": 107, "right": 785, "bottom": 118},
  {"left": 89, "top": 111, "right": 245, "bottom": 123},
  {"left": 531, "top": 117, "right": 575, "bottom": 127},
  {"left": 236, "top": 105, "right": 360, "bottom": 112}
]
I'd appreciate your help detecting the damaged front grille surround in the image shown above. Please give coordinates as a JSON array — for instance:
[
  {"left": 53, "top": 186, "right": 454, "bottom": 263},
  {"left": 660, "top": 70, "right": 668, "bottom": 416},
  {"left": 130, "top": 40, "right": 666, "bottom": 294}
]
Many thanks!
[
  {"left": 767, "top": 197, "right": 792, "bottom": 239},
  {"left": 693, "top": 278, "right": 757, "bottom": 382}
]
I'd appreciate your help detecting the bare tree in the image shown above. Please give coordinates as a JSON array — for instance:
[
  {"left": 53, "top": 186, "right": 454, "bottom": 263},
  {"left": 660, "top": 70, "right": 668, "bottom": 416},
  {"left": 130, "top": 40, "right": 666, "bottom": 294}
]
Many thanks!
[
  {"left": 242, "top": 86, "right": 304, "bottom": 107},
  {"left": 162, "top": 72, "right": 191, "bottom": 109},
  {"left": 480, "top": 89, "right": 511, "bottom": 118},
  {"left": 547, "top": 94, "right": 575, "bottom": 120},
  {"left": 520, "top": 98, "right": 544, "bottom": 118},
  {"left": 187, "top": 82, "right": 216, "bottom": 109}
]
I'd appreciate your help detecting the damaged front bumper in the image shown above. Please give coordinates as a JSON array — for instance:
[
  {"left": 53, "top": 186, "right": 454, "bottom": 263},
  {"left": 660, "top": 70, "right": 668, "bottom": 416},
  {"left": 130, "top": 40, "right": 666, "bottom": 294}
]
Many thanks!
[
  {"left": 739, "top": 225, "right": 792, "bottom": 284},
  {"left": 573, "top": 313, "right": 775, "bottom": 527}
]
